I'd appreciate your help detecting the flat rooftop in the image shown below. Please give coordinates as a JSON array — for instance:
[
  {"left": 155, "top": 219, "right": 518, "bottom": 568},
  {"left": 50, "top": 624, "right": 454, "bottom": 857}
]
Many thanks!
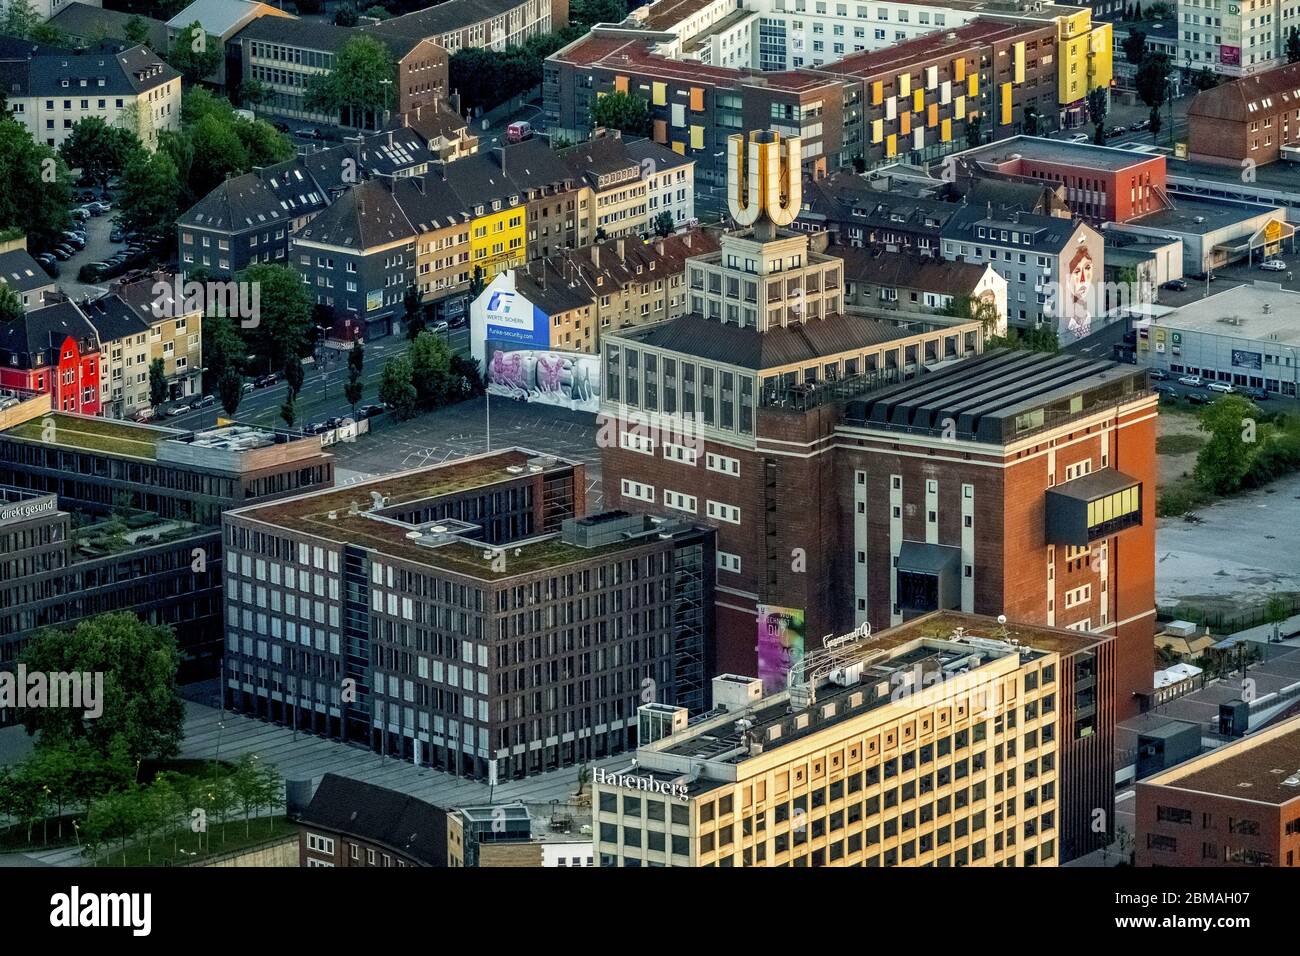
[
  {"left": 1126, "top": 195, "right": 1281, "bottom": 234},
  {"left": 2, "top": 412, "right": 178, "bottom": 460},
  {"left": 234, "top": 450, "right": 685, "bottom": 580},
  {"left": 622, "top": 611, "right": 1106, "bottom": 795},
  {"left": 842, "top": 349, "right": 1150, "bottom": 444},
  {"left": 1161, "top": 282, "right": 1300, "bottom": 346},
  {"left": 1149, "top": 715, "right": 1300, "bottom": 805},
  {"left": 956, "top": 135, "right": 1163, "bottom": 174},
  {"left": 1168, "top": 154, "right": 1300, "bottom": 194}
]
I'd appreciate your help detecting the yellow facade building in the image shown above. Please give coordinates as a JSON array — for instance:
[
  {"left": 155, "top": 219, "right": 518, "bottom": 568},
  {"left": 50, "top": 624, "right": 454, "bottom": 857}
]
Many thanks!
[{"left": 593, "top": 612, "right": 1112, "bottom": 868}]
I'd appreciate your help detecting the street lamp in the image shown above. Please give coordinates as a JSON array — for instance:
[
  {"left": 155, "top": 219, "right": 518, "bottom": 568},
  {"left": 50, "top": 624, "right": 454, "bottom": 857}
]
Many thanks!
[{"left": 316, "top": 325, "right": 331, "bottom": 399}]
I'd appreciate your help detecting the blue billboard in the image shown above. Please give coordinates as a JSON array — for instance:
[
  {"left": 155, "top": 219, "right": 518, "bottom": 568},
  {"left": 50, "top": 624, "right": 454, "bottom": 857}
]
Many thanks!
[{"left": 483, "top": 289, "right": 549, "bottom": 348}]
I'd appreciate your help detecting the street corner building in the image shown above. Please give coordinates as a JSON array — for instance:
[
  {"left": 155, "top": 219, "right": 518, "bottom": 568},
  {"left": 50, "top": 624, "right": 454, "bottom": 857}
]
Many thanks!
[{"left": 220, "top": 448, "right": 718, "bottom": 782}]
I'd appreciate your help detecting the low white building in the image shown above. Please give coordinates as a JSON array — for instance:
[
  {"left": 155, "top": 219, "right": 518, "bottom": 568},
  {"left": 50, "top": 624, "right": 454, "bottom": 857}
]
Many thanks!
[{"left": 1136, "top": 281, "right": 1300, "bottom": 397}]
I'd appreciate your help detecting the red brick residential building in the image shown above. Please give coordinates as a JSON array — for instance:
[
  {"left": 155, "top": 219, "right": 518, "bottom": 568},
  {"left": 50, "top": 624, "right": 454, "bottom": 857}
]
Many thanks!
[
  {"left": 1187, "top": 62, "right": 1300, "bottom": 168},
  {"left": 1136, "top": 715, "right": 1300, "bottom": 868},
  {"left": 0, "top": 301, "right": 101, "bottom": 415}
]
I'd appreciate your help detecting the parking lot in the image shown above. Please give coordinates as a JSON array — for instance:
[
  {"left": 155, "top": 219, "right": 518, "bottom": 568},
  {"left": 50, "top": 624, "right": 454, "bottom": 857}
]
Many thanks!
[
  {"left": 327, "top": 396, "right": 605, "bottom": 509},
  {"left": 51, "top": 210, "right": 121, "bottom": 299}
]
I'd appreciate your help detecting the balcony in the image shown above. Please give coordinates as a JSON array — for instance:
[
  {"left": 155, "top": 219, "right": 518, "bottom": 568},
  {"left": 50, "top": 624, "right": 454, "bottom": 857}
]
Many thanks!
[{"left": 1045, "top": 468, "right": 1142, "bottom": 546}]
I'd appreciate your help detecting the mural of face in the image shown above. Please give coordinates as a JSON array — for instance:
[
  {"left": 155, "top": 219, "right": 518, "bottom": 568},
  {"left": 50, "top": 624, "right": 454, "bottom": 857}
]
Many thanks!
[{"left": 1066, "top": 246, "right": 1094, "bottom": 340}]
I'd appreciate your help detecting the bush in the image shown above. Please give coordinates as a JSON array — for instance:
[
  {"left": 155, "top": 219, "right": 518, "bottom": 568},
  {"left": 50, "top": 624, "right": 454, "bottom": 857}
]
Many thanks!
[{"left": 1156, "top": 479, "right": 1211, "bottom": 517}]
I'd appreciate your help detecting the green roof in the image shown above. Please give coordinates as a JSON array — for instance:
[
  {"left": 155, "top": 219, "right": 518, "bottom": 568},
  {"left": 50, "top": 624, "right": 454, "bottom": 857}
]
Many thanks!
[{"left": 3, "top": 413, "right": 171, "bottom": 460}]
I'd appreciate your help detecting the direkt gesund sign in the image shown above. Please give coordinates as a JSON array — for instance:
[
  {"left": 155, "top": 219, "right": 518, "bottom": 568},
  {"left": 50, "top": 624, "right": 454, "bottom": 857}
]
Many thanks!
[{"left": 0, "top": 494, "right": 57, "bottom": 526}]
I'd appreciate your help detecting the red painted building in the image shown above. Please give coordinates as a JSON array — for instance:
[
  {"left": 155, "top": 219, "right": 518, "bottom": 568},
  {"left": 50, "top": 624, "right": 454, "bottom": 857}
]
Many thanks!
[
  {"left": 948, "top": 135, "right": 1171, "bottom": 224},
  {"left": 0, "top": 301, "right": 101, "bottom": 415}
]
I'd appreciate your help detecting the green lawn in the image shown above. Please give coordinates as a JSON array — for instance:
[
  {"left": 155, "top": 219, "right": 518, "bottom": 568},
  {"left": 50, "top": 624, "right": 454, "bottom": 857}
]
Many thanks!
[{"left": 1156, "top": 433, "right": 1204, "bottom": 456}]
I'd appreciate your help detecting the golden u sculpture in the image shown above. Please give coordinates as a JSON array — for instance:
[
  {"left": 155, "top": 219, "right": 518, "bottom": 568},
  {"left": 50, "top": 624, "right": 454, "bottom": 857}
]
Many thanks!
[{"left": 727, "top": 130, "right": 802, "bottom": 240}]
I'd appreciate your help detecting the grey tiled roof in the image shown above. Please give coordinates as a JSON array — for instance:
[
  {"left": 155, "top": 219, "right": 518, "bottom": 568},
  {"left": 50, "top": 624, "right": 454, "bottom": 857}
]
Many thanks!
[
  {"left": 301, "top": 773, "right": 446, "bottom": 867},
  {"left": 629, "top": 310, "right": 909, "bottom": 370},
  {"left": 180, "top": 159, "right": 328, "bottom": 232},
  {"left": 0, "top": 249, "right": 53, "bottom": 295},
  {"left": 295, "top": 179, "right": 416, "bottom": 248}
]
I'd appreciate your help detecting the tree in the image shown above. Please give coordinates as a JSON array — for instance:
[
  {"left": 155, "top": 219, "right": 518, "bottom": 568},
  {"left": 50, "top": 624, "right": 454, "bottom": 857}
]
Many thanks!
[
  {"left": 588, "top": 90, "right": 652, "bottom": 137},
  {"left": 0, "top": 117, "right": 72, "bottom": 248},
  {"left": 987, "top": 325, "right": 1059, "bottom": 353},
  {"left": 468, "top": 264, "right": 486, "bottom": 304},
  {"left": 334, "top": 4, "right": 359, "bottom": 25},
  {"left": 1289, "top": 27, "right": 1300, "bottom": 64},
  {"left": 410, "top": 330, "right": 454, "bottom": 405},
  {"left": 1135, "top": 52, "right": 1171, "bottom": 142},
  {"left": 1023, "top": 105, "right": 1040, "bottom": 137},
  {"left": 117, "top": 148, "right": 181, "bottom": 242},
  {"left": 344, "top": 339, "right": 365, "bottom": 412},
  {"left": 1191, "top": 68, "right": 1220, "bottom": 92},
  {"left": 0, "top": 0, "right": 39, "bottom": 39},
  {"left": 403, "top": 285, "right": 424, "bottom": 340},
  {"left": 569, "top": 0, "right": 626, "bottom": 30},
  {"left": 232, "top": 115, "right": 294, "bottom": 168},
  {"left": 218, "top": 367, "right": 243, "bottom": 415},
  {"left": 279, "top": 397, "right": 299, "bottom": 429},
  {"left": 1122, "top": 28, "right": 1147, "bottom": 66},
  {"left": 964, "top": 113, "right": 984, "bottom": 149},
  {"left": 18, "top": 612, "right": 185, "bottom": 764},
  {"left": 1148, "top": 107, "right": 1163, "bottom": 141},
  {"left": 166, "top": 22, "right": 223, "bottom": 85},
  {"left": 148, "top": 358, "right": 168, "bottom": 407},
  {"left": 305, "top": 34, "right": 396, "bottom": 130},
  {"left": 1194, "top": 395, "right": 1265, "bottom": 494},
  {"left": 378, "top": 355, "right": 417, "bottom": 420},
  {"left": 652, "top": 211, "right": 675, "bottom": 238},
  {"left": 61, "top": 117, "right": 141, "bottom": 190},
  {"left": 240, "top": 263, "right": 313, "bottom": 371},
  {"left": 124, "top": 15, "right": 153, "bottom": 49},
  {"left": 282, "top": 352, "right": 305, "bottom": 400},
  {"left": 239, "top": 78, "right": 271, "bottom": 108},
  {"left": 1087, "top": 87, "right": 1108, "bottom": 145},
  {"left": 29, "top": 22, "right": 68, "bottom": 46},
  {"left": 189, "top": 113, "right": 250, "bottom": 199},
  {"left": 941, "top": 294, "right": 1001, "bottom": 334},
  {"left": 201, "top": 312, "right": 245, "bottom": 391},
  {"left": 0, "top": 284, "right": 22, "bottom": 324},
  {"left": 362, "top": 3, "right": 389, "bottom": 17}
]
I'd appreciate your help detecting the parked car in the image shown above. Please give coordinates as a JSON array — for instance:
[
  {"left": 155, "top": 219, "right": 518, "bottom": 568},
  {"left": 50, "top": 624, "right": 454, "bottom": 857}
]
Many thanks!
[
  {"left": 432, "top": 320, "right": 450, "bottom": 334},
  {"left": 1260, "top": 258, "right": 1287, "bottom": 271},
  {"left": 1185, "top": 391, "right": 1209, "bottom": 405},
  {"left": 1244, "top": 386, "right": 1270, "bottom": 401},
  {"left": 1178, "top": 374, "right": 1205, "bottom": 387},
  {"left": 1067, "top": 133, "right": 1089, "bottom": 144},
  {"left": 1162, "top": 278, "right": 1187, "bottom": 291},
  {"left": 51, "top": 246, "right": 73, "bottom": 260},
  {"left": 241, "top": 381, "right": 255, "bottom": 394},
  {"left": 359, "top": 403, "right": 387, "bottom": 418},
  {"left": 110, "top": 229, "right": 125, "bottom": 243},
  {"left": 130, "top": 407, "right": 156, "bottom": 423},
  {"left": 1153, "top": 384, "right": 1178, "bottom": 400},
  {"left": 88, "top": 201, "right": 111, "bottom": 214},
  {"left": 1189, "top": 271, "right": 1217, "bottom": 282},
  {"left": 166, "top": 403, "right": 194, "bottom": 416},
  {"left": 294, "top": 128, "right": 323, "bottom": 140},
  {"left": 70, "top": 207, "right": 90, "bottom": 221},
  {"left": 302, "top": 421, "right": 328, "bottom": 435},
  {"left": 60, "top": 232, "right": 85, "bottom": 250},
  {"left": 194, "top": 395, "right": 217, "bottom": 408},
  {"left": 254, "top": 373, "right": 278, "bottom": 388},
  {"left": 1207, "top": 382, "right": 1236, "bottom": 394},
  {"left": 1148, "top": 368, "right": 1169, "bottom": 380},
  {"left": 37, "top": 257, "right": 58, "bottom": 278},
  {"left": 272, "top": 121, "right": 291, "bottom": 133},
  {"left": 1106, "top": 126, "right": 1126, "bottom": 138}
]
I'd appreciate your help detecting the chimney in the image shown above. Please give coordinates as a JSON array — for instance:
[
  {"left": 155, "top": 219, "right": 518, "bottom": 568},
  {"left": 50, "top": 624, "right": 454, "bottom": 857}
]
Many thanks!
[
  {"left": 683, "top": 233, "right": 692, "bottom": 249},
  {"left": 616, "top": 237, "right": 625, "bottom": 261},
  {"left": 655, "top": 238, "right": 665, "bottom": 255},
  {"left": 592, "top": 244, "right": 600, "bottom": 268}
]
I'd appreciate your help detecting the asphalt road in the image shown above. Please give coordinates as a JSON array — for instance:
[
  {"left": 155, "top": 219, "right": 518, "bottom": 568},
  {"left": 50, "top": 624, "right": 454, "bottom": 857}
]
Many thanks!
[{"left": 158, "top": 327, "right": 469, "bottom": 431}]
